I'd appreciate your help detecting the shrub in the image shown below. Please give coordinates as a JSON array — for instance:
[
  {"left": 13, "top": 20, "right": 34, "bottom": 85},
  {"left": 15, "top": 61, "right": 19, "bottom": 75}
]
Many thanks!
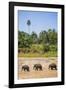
[
  {"left": 42, "top": 44, "right": 50, "bottom": 53},
  {"left": 49, "top": 45, "right": 57, "bottom": 51},
  {"left": 30, "top": 44, "right": 43, "bottom": 53}
]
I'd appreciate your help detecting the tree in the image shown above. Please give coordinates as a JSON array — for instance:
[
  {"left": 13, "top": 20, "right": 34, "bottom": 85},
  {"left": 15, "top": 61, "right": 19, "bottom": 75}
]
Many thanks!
[
  {"left": 27, "top": 20, "right": 31, "bottom": 34},
  {"left": 48, "top": 29, "right": 57, "bottom": 45},
  {"left": 42, "top": 44, "right": 50, "bottom": 53},
  {"left": 18, "top": 31, "right": 32, "bottom": 48},
  {"left": 39, "top": 30, "right": 49, "bottom": 44},
  {"left": 31, "top": 32, "right": 38, "bottom": 44}
]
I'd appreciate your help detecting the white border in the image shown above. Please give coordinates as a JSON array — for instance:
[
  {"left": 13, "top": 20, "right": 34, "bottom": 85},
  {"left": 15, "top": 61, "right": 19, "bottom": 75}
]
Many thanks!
[{"left": 14, "top": 6, "right": 61, "bottom": 84}]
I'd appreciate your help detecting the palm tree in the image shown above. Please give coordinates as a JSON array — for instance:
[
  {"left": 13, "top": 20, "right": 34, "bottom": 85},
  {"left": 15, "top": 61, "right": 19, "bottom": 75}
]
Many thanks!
[{"left": 27, "top": 20, "right": 31, "bottom": 34}]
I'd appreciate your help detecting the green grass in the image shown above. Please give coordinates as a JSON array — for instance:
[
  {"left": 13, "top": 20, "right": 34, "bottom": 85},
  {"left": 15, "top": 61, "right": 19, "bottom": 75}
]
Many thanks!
[
  {"left": 18, "top": 51, "right": 57, "bottom": 58},
  {"left": 18, "top": 44, "right": 57, "bottom": 58}
]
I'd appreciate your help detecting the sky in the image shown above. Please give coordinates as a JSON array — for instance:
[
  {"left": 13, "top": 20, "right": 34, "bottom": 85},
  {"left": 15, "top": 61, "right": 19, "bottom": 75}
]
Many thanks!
[{"left": 18, "top": 10, "right": 57, "bottom": 35}]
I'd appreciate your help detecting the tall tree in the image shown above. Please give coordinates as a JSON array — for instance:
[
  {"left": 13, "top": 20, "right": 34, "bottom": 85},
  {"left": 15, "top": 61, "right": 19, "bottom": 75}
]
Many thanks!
[
  {"left": 48, "top": 29, "right": 57, "bottom": 45},
  {"left": 27, "top": 20, "right": 31, "bottom": 34},
  {"left": 39, "top": 30, "right": 49, "bottom": 44},
  {"left": 18, "top": 31, "right": 32, "bottom": 48},
  {"left": 31, "top": 31, "right": 38, "bottom": 44}
]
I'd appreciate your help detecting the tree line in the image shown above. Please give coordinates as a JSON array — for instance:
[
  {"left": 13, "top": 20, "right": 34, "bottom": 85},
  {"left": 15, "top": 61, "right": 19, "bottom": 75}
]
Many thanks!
[{"left": 18, "top": 29, "right": 57, "bottom": 54}]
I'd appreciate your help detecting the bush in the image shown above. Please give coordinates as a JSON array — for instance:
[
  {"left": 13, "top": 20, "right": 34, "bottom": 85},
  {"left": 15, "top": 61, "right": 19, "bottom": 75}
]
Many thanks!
[
  {"left": 42, "top": 44, "right": 50, "bottom": 53},
  {"left": 30, "top": 44, "right": 43, "bottom": 53},
  {"left": 18, "top": 48, "right": 30, "bottom": 53},
  {"left": 49, "top": 45, "right": 57, "bottom": 51}
]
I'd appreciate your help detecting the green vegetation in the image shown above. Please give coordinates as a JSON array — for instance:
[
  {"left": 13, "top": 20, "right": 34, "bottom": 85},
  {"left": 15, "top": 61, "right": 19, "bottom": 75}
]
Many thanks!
[
  {"left": 18, "top": 51, "right": 57, "bottom": 57},
  {"left": 18, "top": 29, "right": 57, "bottom": 57}
]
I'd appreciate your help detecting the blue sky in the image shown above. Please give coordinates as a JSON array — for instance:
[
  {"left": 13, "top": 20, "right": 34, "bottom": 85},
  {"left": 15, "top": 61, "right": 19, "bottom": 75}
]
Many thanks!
[{"left": 18, "top": 10, "right": 57, "bottom": 35}]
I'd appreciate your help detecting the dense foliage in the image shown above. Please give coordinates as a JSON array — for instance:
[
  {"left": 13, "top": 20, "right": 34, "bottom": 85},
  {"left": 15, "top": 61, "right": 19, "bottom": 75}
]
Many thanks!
[{"left": 18, "top": 29, "right": 57, "bottom": 55}]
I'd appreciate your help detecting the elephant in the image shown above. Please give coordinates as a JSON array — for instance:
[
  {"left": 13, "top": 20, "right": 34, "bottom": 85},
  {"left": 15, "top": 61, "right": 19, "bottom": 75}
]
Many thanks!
[
  {"left": 22, "top": 65, "right": 29, "bottom": 71},
  {"left": 48, "top": 63, "right": 57, "bottom": 70},
  {"left": 33, "top": 64, "right": 42, "bottom": 71}
]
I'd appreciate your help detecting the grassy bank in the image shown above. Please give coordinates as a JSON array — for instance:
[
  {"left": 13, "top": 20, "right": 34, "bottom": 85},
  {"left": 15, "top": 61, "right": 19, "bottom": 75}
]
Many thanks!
[{"left": 18, "top": 51, "right": 57, "bottom": 58}]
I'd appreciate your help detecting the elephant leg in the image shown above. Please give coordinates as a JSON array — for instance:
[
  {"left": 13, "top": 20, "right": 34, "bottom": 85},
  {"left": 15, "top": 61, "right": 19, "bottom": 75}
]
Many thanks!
[
  {"left": 55, "top": 67, "right": 57, "bottom": 70},
  {"left": 52, "top": 67, "right": 55, "bottom": 70},
  {"left": 53, "top": 67, "right": 56, "bottom": 70},
  {"left": 39, "top": 67, "right": 41, "bottom": 71},
  {"left": 41, "top": 67, "right": 42, "bottom": 70},
  {"left": 53, "top": 67, "right": 57, "bottom": 70},
  {"left": 51, "top": 67, "right": 53, "bottom": 70},
  {"left": 26, "top": 68, "right": 27, "bottom": 71},
  {"left": 25, "top": 68, "right": 27, "bottom": 71},
  {"left": 27, "top": 68, "right": 28, "bottom": 71},
  {"left": 36, "top": 67, "right": 38, "bottom": 71},
  {"left": 39, "top": 67, "right": 41, "bottom": 70},
  {"left": 24, "top": 68, "right": 26, "bottom": 71},
  {"left": 27, "top": 68, "right": 29, "bottom": 71}
]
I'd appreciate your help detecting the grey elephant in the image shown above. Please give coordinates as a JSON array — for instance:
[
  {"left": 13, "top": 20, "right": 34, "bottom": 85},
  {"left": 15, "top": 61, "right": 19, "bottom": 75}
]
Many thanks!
[
  {"left": 49, "top": 63, "right": 57, "bottom": 70},
  {"left": 33, "top": 64, "right": 42, "bottom": 71},
  {"left": 22, "top": 65, "right": 29, "bottom": 71}
]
